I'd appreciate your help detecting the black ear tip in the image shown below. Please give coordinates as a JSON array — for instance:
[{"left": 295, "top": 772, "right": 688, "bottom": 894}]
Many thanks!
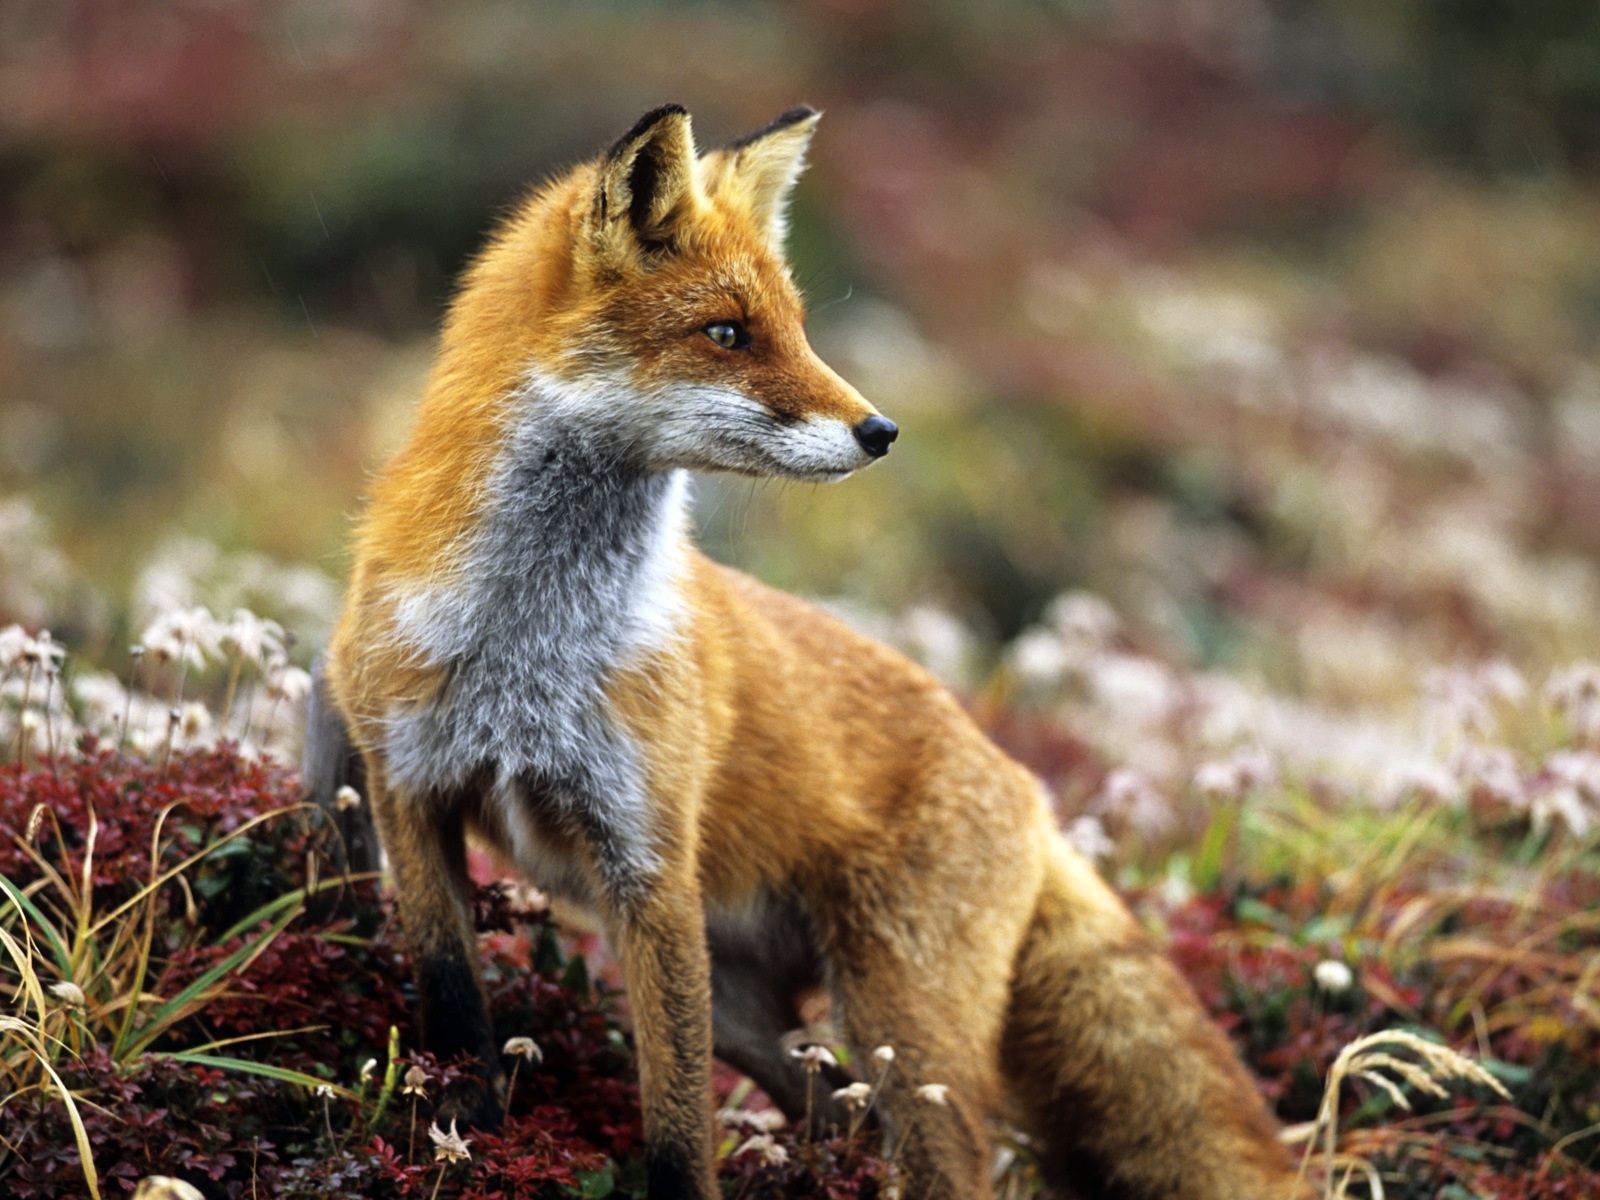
[
  {"left": 608, "top": 104, "right": 691, "bottom": 160},
  {"left": 775, "top": 105, "right": 821, "bottom": 126},
  {"left": 727, "top": 106, "right": 822, "bottom": 151}
]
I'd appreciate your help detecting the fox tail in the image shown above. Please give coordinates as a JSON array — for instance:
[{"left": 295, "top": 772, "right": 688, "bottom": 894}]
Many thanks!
[
  {"left": 302, "top": 656, "right": 380, "bottom": 873},
  {"left": 1002, "top": 842, "right": 1303, "bottom": 1199}
]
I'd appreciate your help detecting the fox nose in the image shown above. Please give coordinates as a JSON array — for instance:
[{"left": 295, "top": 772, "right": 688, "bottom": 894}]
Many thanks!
[{"left": 853, "top": 415, "right": 899, "bottom": 459}]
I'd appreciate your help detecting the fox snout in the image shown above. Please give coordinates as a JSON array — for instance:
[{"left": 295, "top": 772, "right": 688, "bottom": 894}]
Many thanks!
[{"left": 853, "top": 415, "right": 898, "bottom": 459}]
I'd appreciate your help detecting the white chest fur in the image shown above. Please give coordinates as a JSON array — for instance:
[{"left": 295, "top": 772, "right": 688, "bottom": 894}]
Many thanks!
[{"left": 380, "top": 398, "right": 691, "bottom": 885}]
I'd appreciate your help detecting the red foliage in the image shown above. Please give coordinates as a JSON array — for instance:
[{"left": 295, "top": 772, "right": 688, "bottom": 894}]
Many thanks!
[
  {"left": 0, "top": 748, "right": 886, "bottom": 1198},
  {"left": 8, "top": 748, "right": 1599, "bottom": 1196},
  {"left": 0, "top": 741, "right": 300, "bottom": 895}
]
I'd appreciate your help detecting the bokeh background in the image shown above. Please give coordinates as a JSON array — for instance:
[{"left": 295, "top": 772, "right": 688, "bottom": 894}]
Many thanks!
[
  {"left": 5, "top": 0, "right": 1600, "bottom": 707},
  {"left": 10, "top": 8, "right": 1600, "bottom": 1191}
]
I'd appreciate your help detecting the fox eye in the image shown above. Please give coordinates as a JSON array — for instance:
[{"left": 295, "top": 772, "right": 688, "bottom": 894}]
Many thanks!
[{"left": 704, "top": 321, "right": 751, "bottom": 351}]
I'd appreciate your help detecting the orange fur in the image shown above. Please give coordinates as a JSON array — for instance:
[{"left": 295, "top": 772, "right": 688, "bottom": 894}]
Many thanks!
[{"left": 324, "top": 106, "right": 1305, "bottom": 1200}]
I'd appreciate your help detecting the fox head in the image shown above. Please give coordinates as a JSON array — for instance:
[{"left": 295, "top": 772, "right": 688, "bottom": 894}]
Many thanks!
[{"left": 489, "top": 104, "right": 895, "bottom": 482}]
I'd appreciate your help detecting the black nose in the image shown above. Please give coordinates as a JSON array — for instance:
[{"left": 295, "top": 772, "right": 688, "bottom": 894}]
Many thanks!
[{"left": 853, "top": 415, "right": 899, "bottom": 458}]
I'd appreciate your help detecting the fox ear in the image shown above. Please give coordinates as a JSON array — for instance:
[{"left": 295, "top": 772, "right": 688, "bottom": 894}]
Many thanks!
[
  {"left": 594, "top": 104, "right": 700, "bottom": 258},
  {"left": 707, "top": 106, "right": 821, "bottom": 249},
  {"left": 595, "top": 104, "right": 700, "bottom": 260}
]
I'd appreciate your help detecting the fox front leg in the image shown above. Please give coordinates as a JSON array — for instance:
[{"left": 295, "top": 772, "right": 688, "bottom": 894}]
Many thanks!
[{"left": 603, "top": 873, "right": 717, "bottom": 1200}]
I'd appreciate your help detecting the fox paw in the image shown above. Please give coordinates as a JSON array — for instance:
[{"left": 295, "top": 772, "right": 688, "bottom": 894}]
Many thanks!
[{"left": 433, "top": 1075, "right": 505, "bottom": 1133}]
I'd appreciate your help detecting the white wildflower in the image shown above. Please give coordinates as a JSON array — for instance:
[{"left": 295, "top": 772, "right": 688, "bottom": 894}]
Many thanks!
[
  {"left": 872, "top": 1045, "right": 895, "bottom": 1068},
  {"left": 1193, "top": 673, "right": 1260, "bottom": 745},
  {"left": 0, "top": 501, "right": 70, "bottom": 627},
  {"left": 266, "top": 665, "right": 312, "bottom": 704},
  {"left": 1531, "top": 783, "right": 1593, "bottom": 837},
  {"left": 20, "top": 630, "right": 65, "bottom": 669},
  {"left": 733, "top": 1132, "right": 789, "bottom": 1167},
  {"left": 1159, "top": 869, "right": 1193, "bottom": 909},
  {"left": 179, "top": 702, "right": 211, "bottom": 740},
  {"left": 359, "top": 1058, "right": 378, "bottom": 1083},
  {"left": 898, "top": 605, "right": 971, "bottom": 684},
  {"left": 505, "top": 882, "right": 550, "bottom": 917},
  {"left": 1088, "top": 655, "right": 1179, "bottom": 724},
  {"left": 915, "top": 1083, "right": 950, "bottom": 1106},
  {"left": 50, "top": 980, "right": 86, "bottom": 1008},
  {"left": 1450, "top": 744, "right": 1526, "bottom": 808},
  {"left": 130, "top": 1178, "right": 206, "bottom": 1200},
  {"left": 1547, "top": 750, "right": 1600, "bottom": 801},
  {"left": 502, "top": 1036, "right": 541, "bottom": 1063},
  {"left": 1046, "top": 592, "right": 1120, "bottom": 645},
  {"left": 72, "top": 671, "right": 128, "bottom": 729},
  {"left": 334, "top": 785, "right": 362, "bottom": 811},
  {"left": 1480, "top": 659, "right": 1529, "bottom": 705},
  {"left": 428, "top": 1118, "right": 472, "bottom": 1164},
  {"left": 1529, "top": 750, "right": 1600, "bottom": 836},
  {"left": 1008, "top": 628, "right": 1070, "bottom": 689},
  {"left": 1065, "top": 815, "right": 1115, "bottom": 861},
  {"left": 0, "top": 624, "right": 31, "bottom": 669},
  {"left": 133, "top": 538, "right": 217, "bottom": 620},
  {"left": 1424, "top": 660, "right": 1526, "bottom": 741},
  {"left": 1378, "top": 757, "right": 1462, "bottom": 809},
  {"left": 1314, "top": 960, "right": 1355, "bottom": 994},
  {"left": 720, "top": 1107, "right": 786, "bottom": 1132},
  {"left": 1547, "top": 663, "right": 1600, "bottom": 740},
  {"left": 1193, "top": 748, "right": 1276, "bottom": 801},
  {"left": 789, "top": 1044, "right": 837, "bottom": 1074},
  {"left": 1094, "top": 768, "right": 1174, "bottom": 837},
  {"left": 141, "top": 606, "right": 220, "bottom": 669},
  {"left": 314, "top": 1083, "right": 334, "bottom": 1099},
  {"left": 220, "top": 608, "right": 284, "bottom": 667},
  {"left": 832, "top": 1082, "right": 872, "bottom": 1109}
]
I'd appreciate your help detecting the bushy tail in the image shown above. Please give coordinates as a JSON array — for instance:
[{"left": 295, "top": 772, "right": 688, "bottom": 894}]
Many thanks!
[
  {"left": 1002, "top": 843, "right": 1302, "bottom": 1200},
  {"left": 302, "top": 656, "right": 381, "bottom": 873}
]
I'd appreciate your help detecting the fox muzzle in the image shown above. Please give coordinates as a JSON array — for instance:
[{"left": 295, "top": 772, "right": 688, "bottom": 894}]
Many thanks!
[{"left": 852, "top": 415, "right": 899, "bottom": 459}]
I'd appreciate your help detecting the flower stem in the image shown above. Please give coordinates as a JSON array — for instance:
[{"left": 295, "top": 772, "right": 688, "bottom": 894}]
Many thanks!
[{"left": 221, "top": 653, "right": 244, "bottom": 738}]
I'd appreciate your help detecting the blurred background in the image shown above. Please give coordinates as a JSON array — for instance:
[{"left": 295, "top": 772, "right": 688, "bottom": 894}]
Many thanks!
[
  {"left": 4, "top": 0, "right": 1600, "bottom": 711},
  {"left": 11, "top": 11, "right": 1600, "bottom": 1185}
]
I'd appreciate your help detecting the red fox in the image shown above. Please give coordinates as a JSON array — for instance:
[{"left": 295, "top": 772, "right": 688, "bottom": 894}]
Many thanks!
[{"left": 308, "top": 105, "right": 1301, "bottom": 1199}]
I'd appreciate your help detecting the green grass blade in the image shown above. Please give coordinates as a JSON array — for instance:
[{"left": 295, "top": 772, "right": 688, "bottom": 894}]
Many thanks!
[
  {"left": 177, "top": 1024, "right": 329, "bottom": 1057},
  {"left": 122, "top": 903, "right": 300, "bottom": 1058},
  {"left": 213, "top": 885, "right": 308, "bottom": 945},
  {"left": 0, "top": 923, "right": 50, "bottom": 1029},
  {"left": 212, "top": 870, "right": 382, "bottom": 945},
  {"left": 0, "top": 873, "right": 71, "bottom": 976},
  {"left": 152, "top": 1051, "right": 356, "bottom": 1100}
]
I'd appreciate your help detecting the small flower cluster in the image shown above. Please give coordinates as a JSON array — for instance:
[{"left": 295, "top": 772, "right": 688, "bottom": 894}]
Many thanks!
[
  {"left": 1, "top": 603, "right": 313, "bottom": 767},
  {"left": 998, "top": 588, "right": 1600, "bottom": 844}
]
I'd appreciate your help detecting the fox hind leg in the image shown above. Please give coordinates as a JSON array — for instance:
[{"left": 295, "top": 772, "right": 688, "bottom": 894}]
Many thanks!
[
  {"left": 707, "top": 895, "right": 852, "bottom": 1134},
  {"left": 829, "top": 966, "right": 998, "bottom": 1200},
  {"left": 820, "top": 872, "right": 1022, "bottom": 1200}
]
